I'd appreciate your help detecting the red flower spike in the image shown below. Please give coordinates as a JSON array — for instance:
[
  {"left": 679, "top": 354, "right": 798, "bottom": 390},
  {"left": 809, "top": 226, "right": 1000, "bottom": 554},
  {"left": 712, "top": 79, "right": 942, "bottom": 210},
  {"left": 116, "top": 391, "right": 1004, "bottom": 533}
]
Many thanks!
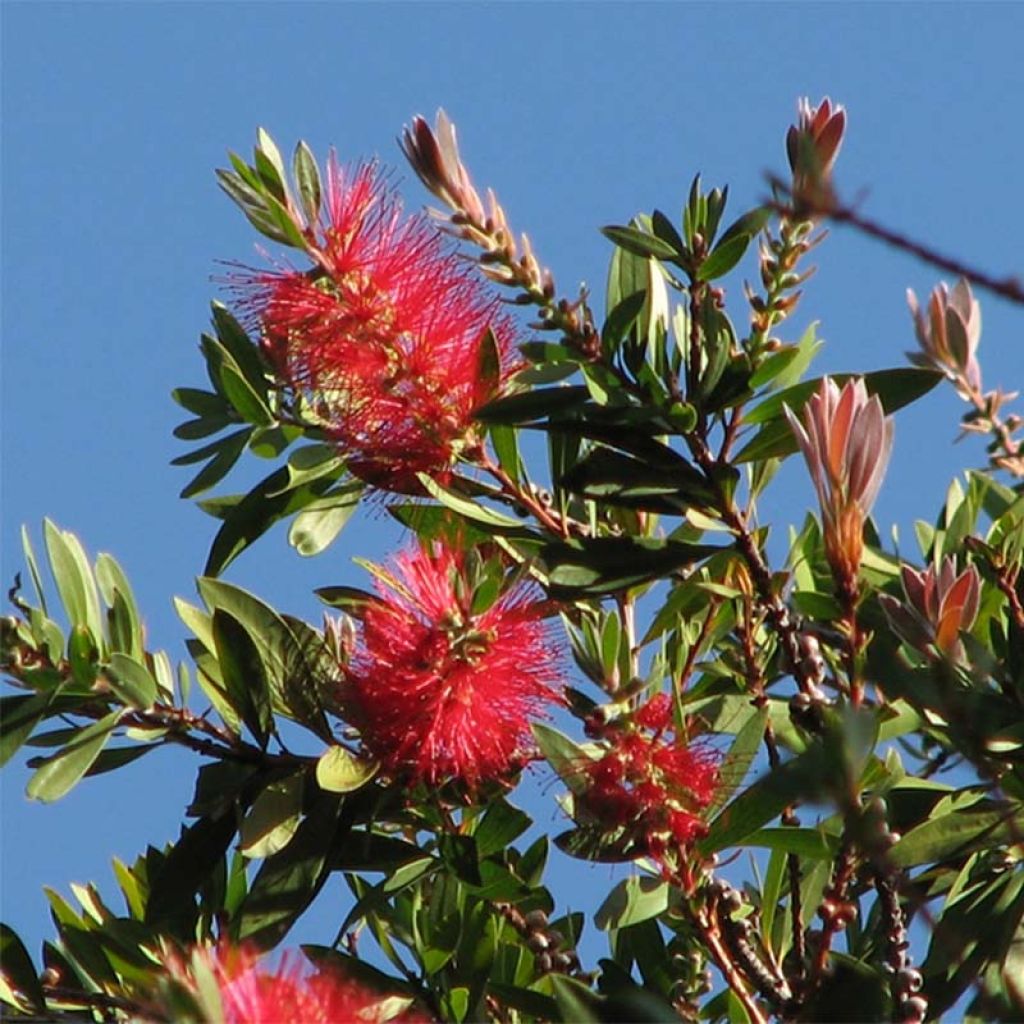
[
  {"left": 344, "top": 542, "right": 562, "bottom": 789},
  {"left": 165, "top": 944, "right": 429, "bottom": 1024},
  {"left": 635, "top": 693, "right": 673, "bottom": 732},
  {"left": 234, "top": 157, "right": 520, "bottom": 492}
]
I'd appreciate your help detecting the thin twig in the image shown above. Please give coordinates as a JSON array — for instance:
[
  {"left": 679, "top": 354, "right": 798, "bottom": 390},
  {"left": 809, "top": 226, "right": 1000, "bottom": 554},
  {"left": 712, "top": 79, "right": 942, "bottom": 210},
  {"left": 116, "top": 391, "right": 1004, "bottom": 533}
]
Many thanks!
[{"left": 766, "top": 177, "right": 1024, "bottom": 307}]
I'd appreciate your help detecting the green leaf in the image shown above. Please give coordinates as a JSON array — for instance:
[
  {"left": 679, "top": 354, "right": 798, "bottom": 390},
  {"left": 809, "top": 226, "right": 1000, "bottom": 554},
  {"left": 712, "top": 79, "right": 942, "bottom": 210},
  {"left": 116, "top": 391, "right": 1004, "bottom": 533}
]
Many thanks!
[
  {"left": 0, "top": 923, "right": 44, "bottom": 1012},
  {"left": 26, "top": 711, "right": 122, "bottom": 803},
  {"left": 43, "top": 520, "right": 101, "bottom": 638},
  {"left": 740, "top": 826, "right": 839, "bottom": 858},
  {"left": 210, "top": 608, "right": 273, "bottom": 746},
  {"left": 546, "top": 974, "right": 602, "bottom": 1024},
  {"left": 416, "top": 474, "right": 526, "bottom": 532},
  {"left": 105, "top": 652, "right": 158, "bottom": 708},
  {"left": 292, "top": 140, "right": 321, "bottom": 224},
  {"left": 601, "top": 225, "right": 680, "bottom": 261},
  {"left": 532, "top": 723, "right": 590, "bottom": 794},
  {"left": 316, "top": 747, "right": 378, "bottom": 793},
  {"left": 94, "top": 552, "right": 142, "bottom": 658},
  {"left": 735, "top": 368, "right": 943, "bottom": 463},
  {"left": 717, "top": 205, "right": 771, "bottom": 247},
  {"left": 699, "top": 743, "right": 829, "bottom": 854},
  {"left": 708, "top": 705, "right": 767, "bottom": 813},
  {"left": 595, "top": 876, "right": 669, "bottom": 931},
  {"left": 560, "top": 447, "right": 715, "bottom": 513},
  {"left": 475, "top": 385, "right": 590, "bottom": 425},
  {"left": 1, "top": 692, "right": 63, "bottom": 768},
  {"left": 205, "top": 464, "right": 343, "bottom": 575},
  {"left": 697, "top": 232, "right": 751, "bottom": 281},
  {"left": 240, "top": 772, "right": 305, "bottom": 859},
  {"left": 146, "top": 813, "right": 239, "bottom": 932},
  {"left": 236, "top": 792, "right": 345, "bottom": 949},
  {"left": 172, "top": 386, "right": 228, "bottom": 417},
  {"left": 198, "top": 577, "right": 331, "bottom": 735},
  {"left": 542, "top": 536, "right": 721, "bottom": 597},
  {"left": 287, "top": 488, "right": 362, "bottom": 557},
  {"left": 473, "top": 798, "right": 531, "bottom": 857},
  {"left": 888, "top": 803, "right": 1024, "bottom": 868},
  {"left": 179, "top": 428, "right": 252, "bottom": 499}
]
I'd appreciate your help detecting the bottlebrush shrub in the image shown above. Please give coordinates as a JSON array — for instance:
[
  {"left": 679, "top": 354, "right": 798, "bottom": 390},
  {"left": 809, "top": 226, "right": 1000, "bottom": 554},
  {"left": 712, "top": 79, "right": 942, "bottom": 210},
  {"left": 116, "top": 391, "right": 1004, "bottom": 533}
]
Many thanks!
[{"left": 3, "top": 102, "right": 1024, "bottom": 1024}]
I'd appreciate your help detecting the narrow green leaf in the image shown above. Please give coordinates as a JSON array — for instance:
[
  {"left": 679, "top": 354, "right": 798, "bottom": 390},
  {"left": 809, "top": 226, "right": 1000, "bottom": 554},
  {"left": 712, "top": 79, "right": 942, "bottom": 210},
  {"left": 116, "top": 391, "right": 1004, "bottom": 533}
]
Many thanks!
[
  {"left": 697, "top": 232, "right": 751, "bottom": 281},
  {"left": 237, "top": 793, "right": 345, "bottom": 949},
  {"left": 105, "top": 652, "right": 158, "bottom": 708},
  {"left": 292, "top": 140, "right": 321, "bottom": 224},
  {"left": 0, "top": 923, "right": 45, "bottom": 1011},
  {"left": 602, "top": 225, "right": 680, "bottom": 261},
  {"left": 416, "top": 474, "right": 525, "bottom": 531},
  {"left": 287, "top": 488, "right": 361, "bottom": 557},
  {"left": 26, "top": 711, "right": 122, "bottom": 803},
  {"left": 180, "top": 428, "right": 252, "bottom": 499}
]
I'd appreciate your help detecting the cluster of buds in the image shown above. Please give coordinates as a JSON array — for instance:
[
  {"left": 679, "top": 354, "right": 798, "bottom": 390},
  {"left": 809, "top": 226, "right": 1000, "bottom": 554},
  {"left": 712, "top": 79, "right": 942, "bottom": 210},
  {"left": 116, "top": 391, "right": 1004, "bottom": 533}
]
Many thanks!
[
  {"left": 401, "top": 111, "right": 550, "bottom": 297},
  {"left": 880, "top": 556, "right": 981, "bottom": 661},
  {"left": 401, "top": 112, "right": 598, "bottom": 355},
  {"left": 785, "top": 377, "right": 894, "bottom": 598},
  {"left": 786, "top": 96, "right": 846, "bottom": 213},
  {"left": 576, "top": 694, "right": 721, "bottom": 863},
  {"left": 748, "top": 218, "right": 819, "bottom": 348},
  {"left": 495, "top": 904, "right": 580, "bottom": 977}
]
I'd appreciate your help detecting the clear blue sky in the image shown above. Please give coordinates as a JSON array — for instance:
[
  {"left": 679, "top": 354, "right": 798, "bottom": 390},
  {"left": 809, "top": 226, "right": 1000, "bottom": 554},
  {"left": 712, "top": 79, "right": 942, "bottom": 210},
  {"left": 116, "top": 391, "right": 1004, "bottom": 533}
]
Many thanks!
[{"left": 3, "top": 0, "right": 1023, "bottom": 969}]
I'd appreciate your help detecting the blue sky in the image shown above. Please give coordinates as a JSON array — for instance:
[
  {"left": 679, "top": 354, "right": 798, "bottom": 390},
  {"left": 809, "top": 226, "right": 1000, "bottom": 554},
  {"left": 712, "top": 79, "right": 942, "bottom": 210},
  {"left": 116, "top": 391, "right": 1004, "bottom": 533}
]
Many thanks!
[{"left": 3, "top": 0, "right": 1023, "bottom": 972}]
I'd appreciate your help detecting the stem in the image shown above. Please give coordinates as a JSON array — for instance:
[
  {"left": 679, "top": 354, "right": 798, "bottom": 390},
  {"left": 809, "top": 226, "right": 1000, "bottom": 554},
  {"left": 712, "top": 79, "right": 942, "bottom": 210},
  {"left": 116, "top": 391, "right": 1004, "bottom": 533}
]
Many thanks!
[
  {"left": 737, "top": 604, "right": 806, "bottom": 987},
  {"left": 695, "top": 901, "right": 769, "bottom": 1024},
  {"left": 958, "top": 378, "right": 1023, "bottom": 478},
  {"left": 807, "top": 842, "right": 856, "bottom": 994},
  {"left": 479, "top": 450, "right": 572, "bottom": 539}
]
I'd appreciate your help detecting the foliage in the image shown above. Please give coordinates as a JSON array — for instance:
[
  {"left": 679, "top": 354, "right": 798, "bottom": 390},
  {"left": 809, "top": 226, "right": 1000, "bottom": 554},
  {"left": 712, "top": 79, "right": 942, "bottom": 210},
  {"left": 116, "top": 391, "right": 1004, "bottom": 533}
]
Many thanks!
[{"left": 3, "top": 100, "right": 1023, "bottom": 1023}]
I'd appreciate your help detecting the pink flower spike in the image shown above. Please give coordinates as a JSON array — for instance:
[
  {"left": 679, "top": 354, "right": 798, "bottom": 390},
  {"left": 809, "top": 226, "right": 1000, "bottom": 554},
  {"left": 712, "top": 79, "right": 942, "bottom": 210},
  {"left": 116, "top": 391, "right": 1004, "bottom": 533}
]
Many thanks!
[
  {"left": 883, "top": 556, "right": 981, "bottom": 660},
  {"left": 906, "top": 278, "right": 982, "bottom": 395},
  {"left": 786, "top": 96, "right": 847, "bottom": 203},
  {"left": 785, "top": 377, "right": 894, "bottom": 589}
]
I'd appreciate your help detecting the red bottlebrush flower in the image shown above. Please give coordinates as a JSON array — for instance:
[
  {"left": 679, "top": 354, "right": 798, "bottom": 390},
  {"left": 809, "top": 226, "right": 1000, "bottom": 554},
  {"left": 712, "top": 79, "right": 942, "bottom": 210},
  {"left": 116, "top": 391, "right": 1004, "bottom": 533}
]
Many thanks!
[
  {"left": 634, "top": 693, "right": 673, "bottom": 732},
  {"left": 907, "top": 278, "right": 983, "bottom": 395},
  {"left": 236, "top": 157, "right": 520, "bottom": 492},
  {"left": 574, "top": 722, "right": 721, "bottom": 864},
  {"left": 785, "top": 377, "right": 894, "bottom": 590},
  {"left": 343, "top": 542, "right": 561, "bottom": 789},
  {"left": 880, "top": 556, "right": 982, "bottom": 660},
  {"left": 163, "top": 944, "right": 428, "bottom": 1024}
]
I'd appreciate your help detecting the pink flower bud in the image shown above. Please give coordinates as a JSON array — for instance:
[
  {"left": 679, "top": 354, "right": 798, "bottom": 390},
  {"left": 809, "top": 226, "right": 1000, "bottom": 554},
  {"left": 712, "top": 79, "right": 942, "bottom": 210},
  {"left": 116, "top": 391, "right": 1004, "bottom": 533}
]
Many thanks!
[
  {"left": 906, "top": 278, "right": 982, "bottom": 394},
  {"left": 785, "top": 377, "right": 894, "bottom": 588}
]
